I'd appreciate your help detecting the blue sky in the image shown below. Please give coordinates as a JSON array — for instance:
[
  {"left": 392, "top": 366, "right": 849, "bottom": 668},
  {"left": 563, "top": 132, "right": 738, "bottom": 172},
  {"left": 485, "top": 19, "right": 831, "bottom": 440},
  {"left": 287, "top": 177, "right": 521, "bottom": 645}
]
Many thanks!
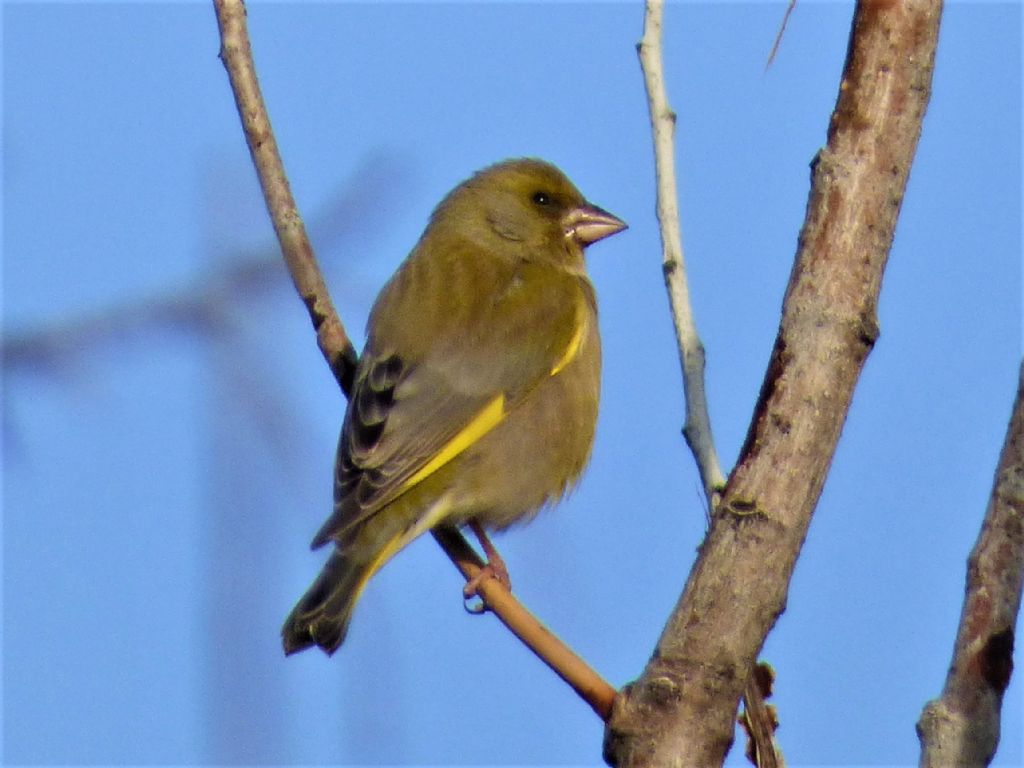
[{"left": 3, "top": 2, "right": 1021, "bottom": 766}]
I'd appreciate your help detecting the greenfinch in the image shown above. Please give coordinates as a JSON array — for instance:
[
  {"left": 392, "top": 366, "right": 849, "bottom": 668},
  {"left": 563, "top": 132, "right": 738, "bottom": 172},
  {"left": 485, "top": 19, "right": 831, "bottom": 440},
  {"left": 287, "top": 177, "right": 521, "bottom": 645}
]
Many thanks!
[{"left": 282, "top": 158, "right": 626, "bottom": 655}]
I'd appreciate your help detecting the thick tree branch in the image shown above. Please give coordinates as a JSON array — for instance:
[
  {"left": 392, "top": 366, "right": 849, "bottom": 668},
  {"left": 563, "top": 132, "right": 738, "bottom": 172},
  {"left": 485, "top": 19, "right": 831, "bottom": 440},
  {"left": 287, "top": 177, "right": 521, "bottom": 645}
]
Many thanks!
[
  {"left": 606, "top": 2, "right": 942, "bottom": 764},
  {"left": 212, "top": 0, "right": 615, "bottom": 722},
  {"left": 637, "top": 0, "right": 725, "bottom": 505},
  {"left": 918, "top": 362, "right": 1024, "bottom": 766}
]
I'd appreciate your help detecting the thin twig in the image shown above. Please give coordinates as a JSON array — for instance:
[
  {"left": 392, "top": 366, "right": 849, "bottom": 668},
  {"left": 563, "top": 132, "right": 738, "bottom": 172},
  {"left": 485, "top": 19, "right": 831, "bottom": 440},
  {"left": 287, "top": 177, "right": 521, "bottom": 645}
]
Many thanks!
[
  {"left": 211, "top": 0, "right": 614, "bottom": 722},
  {"left": 637, "top": 3, "right": 774, "bottom": 763},
  {"left": 918, "top": 361, "right": 1024, "bottom": 766},
  {"left": 637, "top": 0, "right": 725, "bottom": 507},
  {"left": 766, "top": 0, "right": 797, "bottom": 70}
]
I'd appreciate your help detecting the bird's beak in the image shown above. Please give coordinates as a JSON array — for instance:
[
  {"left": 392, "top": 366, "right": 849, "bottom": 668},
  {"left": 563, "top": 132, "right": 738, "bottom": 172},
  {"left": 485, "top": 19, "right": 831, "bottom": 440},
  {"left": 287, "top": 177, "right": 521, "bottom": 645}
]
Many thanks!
[{"left": 563, "top": 203, "right": 628, "bottom": 247}]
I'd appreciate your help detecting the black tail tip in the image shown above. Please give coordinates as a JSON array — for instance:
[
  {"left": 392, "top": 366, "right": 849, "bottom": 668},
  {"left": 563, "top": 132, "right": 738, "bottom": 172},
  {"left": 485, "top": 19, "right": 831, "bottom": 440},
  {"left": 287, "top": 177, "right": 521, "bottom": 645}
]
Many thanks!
[
  {"left": 282, "top": 634, "right": 314, "bottom": 657},
  {"left": 281, "top": 619, "right": 346, "bottom": 657}
]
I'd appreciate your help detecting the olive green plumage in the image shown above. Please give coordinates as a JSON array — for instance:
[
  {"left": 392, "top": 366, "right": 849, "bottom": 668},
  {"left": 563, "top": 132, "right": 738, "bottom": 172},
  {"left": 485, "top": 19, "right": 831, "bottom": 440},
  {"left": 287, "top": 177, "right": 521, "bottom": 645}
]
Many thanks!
[{"left": 282, "top": 158, "right": 626, "bottom": 655}]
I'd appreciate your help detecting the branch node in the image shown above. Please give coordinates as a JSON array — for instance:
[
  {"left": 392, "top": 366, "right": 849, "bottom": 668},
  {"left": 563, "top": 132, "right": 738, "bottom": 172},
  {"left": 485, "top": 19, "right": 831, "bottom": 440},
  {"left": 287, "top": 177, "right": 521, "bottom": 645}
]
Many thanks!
[{"left": 981, "top": 627, "right": 1015, "bottom": 694}]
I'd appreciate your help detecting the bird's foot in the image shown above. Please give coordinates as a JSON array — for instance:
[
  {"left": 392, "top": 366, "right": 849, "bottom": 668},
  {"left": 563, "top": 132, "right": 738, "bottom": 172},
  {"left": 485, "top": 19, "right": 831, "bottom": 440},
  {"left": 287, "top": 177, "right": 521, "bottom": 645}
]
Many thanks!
[
  {"left": 462, "top": 521, "right": 512, "bottom": 613},
  {"left": 462, "top": 559, "right": 512, "bottom": 598}
]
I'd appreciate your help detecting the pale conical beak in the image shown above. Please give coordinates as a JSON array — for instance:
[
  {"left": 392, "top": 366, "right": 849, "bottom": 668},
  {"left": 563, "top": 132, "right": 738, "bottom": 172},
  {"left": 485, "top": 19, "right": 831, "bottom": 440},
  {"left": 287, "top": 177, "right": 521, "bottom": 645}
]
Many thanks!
[{"left": 563, "top": 203, "right": 628, "bottom": 247}]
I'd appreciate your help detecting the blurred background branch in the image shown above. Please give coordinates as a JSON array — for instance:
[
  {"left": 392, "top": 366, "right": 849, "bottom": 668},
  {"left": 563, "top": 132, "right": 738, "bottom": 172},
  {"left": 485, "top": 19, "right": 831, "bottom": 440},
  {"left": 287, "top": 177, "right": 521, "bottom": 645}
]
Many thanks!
[{"left": 2, "top": 155, "right": 401, "bottom": 385}]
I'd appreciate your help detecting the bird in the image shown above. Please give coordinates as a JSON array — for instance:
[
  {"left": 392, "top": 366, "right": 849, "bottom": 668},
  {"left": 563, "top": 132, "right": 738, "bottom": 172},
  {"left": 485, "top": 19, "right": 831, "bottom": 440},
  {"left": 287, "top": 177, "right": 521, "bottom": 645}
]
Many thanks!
[{"left": 282, "top": 158, "right": 626, "bottom": 655}]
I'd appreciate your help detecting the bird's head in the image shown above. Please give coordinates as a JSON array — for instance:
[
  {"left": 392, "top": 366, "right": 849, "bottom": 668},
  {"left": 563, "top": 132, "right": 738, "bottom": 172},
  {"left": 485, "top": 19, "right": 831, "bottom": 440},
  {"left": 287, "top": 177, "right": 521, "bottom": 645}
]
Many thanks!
[{"left": 430, "top": 158, "right": 626, "bottom": 269}]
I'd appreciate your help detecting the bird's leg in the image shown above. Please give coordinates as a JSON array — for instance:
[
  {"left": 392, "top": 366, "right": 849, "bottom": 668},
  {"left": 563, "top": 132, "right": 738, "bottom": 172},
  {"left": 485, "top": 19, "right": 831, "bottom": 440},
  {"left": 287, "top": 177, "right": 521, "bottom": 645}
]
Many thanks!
[{"left": 462, "top": 520, "right": 512, "bottom": 600}]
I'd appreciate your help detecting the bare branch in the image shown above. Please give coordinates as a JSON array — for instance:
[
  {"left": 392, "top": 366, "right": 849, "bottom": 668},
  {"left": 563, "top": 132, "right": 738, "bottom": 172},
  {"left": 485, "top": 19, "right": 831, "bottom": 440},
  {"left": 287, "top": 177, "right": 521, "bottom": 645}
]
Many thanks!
[
  {"left": 432, "top": 528, "right": 617, "bottom": 720},
  {"left": 637, "top": 0, "right": 725, "bottom": 506},
  {"left": 213, "top": 0, "right": 356, "bottom": 395},
  {"left": 211, "top": 0, "right": 614, "bottom": 721},
  {"left": 607, "top": 1, "right": 942, "bottom": 764},
  {"left": 918, "top": 361, "right": 1024, "bottom": 766}
]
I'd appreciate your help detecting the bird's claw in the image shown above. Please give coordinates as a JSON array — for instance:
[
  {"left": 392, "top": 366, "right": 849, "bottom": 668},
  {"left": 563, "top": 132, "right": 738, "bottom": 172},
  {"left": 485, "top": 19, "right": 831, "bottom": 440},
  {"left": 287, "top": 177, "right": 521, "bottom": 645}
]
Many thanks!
[
  {"left": 463, "top": 595, "right": 487, "bottom": 615},
  {"left": 461, "top": 560, "right": 512, "bottom": 615}
]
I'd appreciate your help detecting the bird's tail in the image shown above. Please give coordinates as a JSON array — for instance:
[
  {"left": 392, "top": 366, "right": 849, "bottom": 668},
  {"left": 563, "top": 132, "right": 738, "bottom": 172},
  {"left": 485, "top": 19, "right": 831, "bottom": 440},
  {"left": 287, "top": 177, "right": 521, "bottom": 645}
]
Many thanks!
[{"left": 281, "top": 549, "right": 374, "bottom": 656}]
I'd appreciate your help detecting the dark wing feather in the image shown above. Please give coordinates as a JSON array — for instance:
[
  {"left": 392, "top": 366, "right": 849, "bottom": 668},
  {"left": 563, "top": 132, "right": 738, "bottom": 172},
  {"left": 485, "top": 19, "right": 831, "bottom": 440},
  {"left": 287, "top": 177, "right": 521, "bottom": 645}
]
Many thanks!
[{"left": 311, "top": 242, "right": 590, "bottom": 548}]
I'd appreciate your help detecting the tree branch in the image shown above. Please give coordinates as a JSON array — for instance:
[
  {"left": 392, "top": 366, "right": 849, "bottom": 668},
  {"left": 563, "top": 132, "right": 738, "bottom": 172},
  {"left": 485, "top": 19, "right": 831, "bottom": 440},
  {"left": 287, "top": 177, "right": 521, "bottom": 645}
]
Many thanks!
[
  {"left": 606, "top": 1, "right": 942, "bottom": 764},
  {"left": 637, "top": 0, "right": 725, "bottom": 506},
  {"left": 432, "top": 528, "right": 616, "bottom": 720},
  {"left": 213, "top": 0, "right": 356, "bottom": 396},
  {"left": 211, "top": 0, "right": 615, "bottom": 722},
  {"left": 918, "top": 361, "right": 1024, "bottom": 766}
]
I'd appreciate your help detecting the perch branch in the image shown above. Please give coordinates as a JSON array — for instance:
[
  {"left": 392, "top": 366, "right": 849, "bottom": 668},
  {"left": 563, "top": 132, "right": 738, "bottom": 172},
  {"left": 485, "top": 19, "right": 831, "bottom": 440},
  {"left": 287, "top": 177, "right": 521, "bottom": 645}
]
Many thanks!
[{"left": 433, "top": 528, "right": 616, "bottom": 719}]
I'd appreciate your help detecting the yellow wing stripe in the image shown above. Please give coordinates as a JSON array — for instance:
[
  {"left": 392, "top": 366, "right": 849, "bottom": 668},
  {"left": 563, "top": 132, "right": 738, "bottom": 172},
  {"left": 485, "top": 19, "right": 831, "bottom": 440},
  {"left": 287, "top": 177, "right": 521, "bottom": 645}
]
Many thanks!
[
  {"left": 351, "top": 497, "right": 454, "bottom": 609},
  {"left": 401, "top": 393, "right": 507, "bottom": 492},
  {"left": 550, "top": 298, "right": 588, "bottom": 377}
]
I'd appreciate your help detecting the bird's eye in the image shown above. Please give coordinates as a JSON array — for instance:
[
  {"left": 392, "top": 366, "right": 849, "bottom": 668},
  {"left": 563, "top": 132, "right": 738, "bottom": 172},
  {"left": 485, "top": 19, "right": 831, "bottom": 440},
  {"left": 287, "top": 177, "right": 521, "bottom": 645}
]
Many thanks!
[{"left": 532, "top": 191, "right": 551, "bottom": 206}]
